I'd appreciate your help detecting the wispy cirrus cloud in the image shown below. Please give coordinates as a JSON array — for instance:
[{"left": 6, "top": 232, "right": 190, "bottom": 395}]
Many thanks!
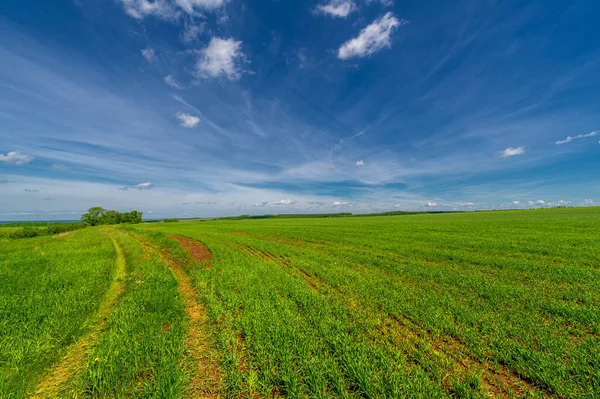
[
  {"left": 555, "top": 130, "right": 597, "bottom": 145},
  {"left": 119, "top": 0, "right": 225, "bottom": 20},
  {"left": 330, "top": 201, "right": 350, "bottom": 207},
  {"left": 175, "top": 112, "right": 200, "bottom": 127},
  {"left": 120, "top": 182, "right": 153, "bottom": 190},
  {"left": 196, "top": 38, "right": 245, "bottom": 80},
  {"left": 314, "top": 0, "right": 356, "bottom": 18},
  {"left": 338, "top": 12, "right": 407, "bottom": 59},
  {"left": 164, "top": 75, "right": 181, "bottom": 88},
  {"left": 141, "top": 48, "right": 156, "bottom": 62},
  {"left": 254, "top": 201, "right": 268, "bottom": 207},
  {"left": 273, "top": 199, "right": 297, "bottom": 205},
  {"left": 498, "top": 146, "right": 525, "bottom": 158},
  {"left": 0, "top": 151, "right": 34, "bottom": 165},
  {"left": 50, "top": 163, "right": 69, "bottom": 171}
]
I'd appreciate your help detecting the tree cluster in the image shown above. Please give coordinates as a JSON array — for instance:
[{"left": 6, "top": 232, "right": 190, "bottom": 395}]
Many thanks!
[{"left": 81, "top": 207, "right": 143, "bottom": 226}]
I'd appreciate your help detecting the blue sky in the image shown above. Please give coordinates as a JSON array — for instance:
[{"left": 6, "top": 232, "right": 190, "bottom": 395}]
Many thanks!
[{"left": 1, "top": 0, "right": 599, "bottom": 220}]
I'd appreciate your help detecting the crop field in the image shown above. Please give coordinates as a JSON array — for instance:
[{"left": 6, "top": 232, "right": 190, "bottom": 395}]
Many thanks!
[{"left": 0, "top": 208, "right": 599, "bottom": 398}]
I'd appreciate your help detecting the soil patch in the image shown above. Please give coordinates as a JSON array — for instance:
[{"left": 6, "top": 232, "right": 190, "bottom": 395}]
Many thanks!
[{"left": 171, "top": 235, "right": 212, "bottom": 267}]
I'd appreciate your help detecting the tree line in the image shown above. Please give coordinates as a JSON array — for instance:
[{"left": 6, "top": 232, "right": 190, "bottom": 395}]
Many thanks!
[{"left": 81, "top": 207, "right": 143, "bottom": 226}]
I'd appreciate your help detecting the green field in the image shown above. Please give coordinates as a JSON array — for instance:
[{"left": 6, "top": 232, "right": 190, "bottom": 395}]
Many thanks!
[{"left": 1, "top": 208, "right": 599, "bottom": 398}]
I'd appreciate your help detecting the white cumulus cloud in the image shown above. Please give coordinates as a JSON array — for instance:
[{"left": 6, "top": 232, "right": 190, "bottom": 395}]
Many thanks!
[
  {"left": 356, "top": 160, "right": 365, "bottom": 166},
  {"left": 338, "top": 12, "right": 406, "bottom": 59},
  {"left": 315, "top": 0, "right": 356, "bottom": 18},
  {"left": 584, "top": 199, "right": 595, "bottom": 206},
  {"left": 512, "top": 201, "right": 520, "bottom": 205},
  {"left": 426, "top": 202, "right": 437, "bottom": 207},
  {"left": 498, "top": 146, "right": 525, "bottom": 158},
  {"left": 254, "top": 201, "right": 268, "bottom": 207},
  {"left": 0, "top": 151, "right": 34, "bottom": 165},
  {"left": 176, "top": 112, "right": 201, "bottom": 128},
  {"left": 196, "top": 37, "right": 245, "bottom": 80},
  {"left": 555, "top": 131, "right": 598, "bottom": 145}
]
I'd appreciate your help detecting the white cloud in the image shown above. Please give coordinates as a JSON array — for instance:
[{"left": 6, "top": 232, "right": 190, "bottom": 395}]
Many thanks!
[
  {"left": 141, "top": 48, "right": 156, "bottom": 62},
  {"left": 0, "top": 151, "right": 34, "bottom": 165},
  {"left": 555, "top": 130, "right": 598, "bottom": 145},
  {"left": 181, "top": 20, "right": 205, "bottom": 42},
  {"left": 24, "top": 189, "right": 40, "bottom": 192},
  {"left": 175, "top": 0, "right": 226, "bottom": 12},
  {"left": 498, "top": 146, "right": 525, "bottom": 158},
  {"left": 196, "top": 201, "right": 217, "bottom": 204},
  {"left": 119, "top": 0, "right": 225, "bottom": 20},
  {"left": 50, "top": 163, "right": 69, "bottom": 170},
  {"left": 330, "top": 201, "right": 350, "bottom": 207},
  {"left": 367, "top": 0, "right": 393, "bottom": 6},
  {"left": 120, "top": 0, "right": 176, "bottom": 20},
  {"left": 308, "top": 201, "right": 326, "bottom": 206},
  {"left": 315, "top": 0, "right": 356, "bottom": 18},
  {"left": 584, "top": 199, "right": 595, "bottom": 206},
  {"left": 536, "top": 200, "right": 546, "bottom": 205},
  {"left": 176, "top": 112, "right": 201, "bottom": 128},
  {"left": 164, "top": 75, "right": 181, "bottom": 88},
  {"left": 356, "top": 160, "right": 365, "bottom": 166},
  {"left": 273, "top": 199, "right": 297, "bottom": 205},
  {"left": 426, "top": 202, "right": 437, "bottom": 207},
  {"left": 120, "top": 182, "right": 153, "bottom": 190},
  {"left": 338, "top": 12, "right": 406, "bottom": 59},
  {"left": 512, "top": 201, "right": 520, "bottom": 205},
  {"left": 527, "top": 201, "right": 534, "bottom": 206},
  {"left": 196, "top": 37, "right": 245, "bottom": 80},
  {"left": 254, "top": 201, "right": 268, "bottom": 207}
]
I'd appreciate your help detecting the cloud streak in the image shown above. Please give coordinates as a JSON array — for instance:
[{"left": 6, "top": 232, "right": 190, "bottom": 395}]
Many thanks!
[
  {"left": 555, "top": 130, "right": 597, "bottom": 145},
  {"left": 315, "top": 0, "right": 356, "bottom": 18},
  {"left": 120, "top": 182, "right": 154, "bottom": 190},
  {"left": 338, "top": 13, "right": 406, "bottom": 59}
]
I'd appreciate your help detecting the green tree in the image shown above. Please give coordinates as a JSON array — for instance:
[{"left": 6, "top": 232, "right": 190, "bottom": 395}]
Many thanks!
[{"left": 81, "top": 207, "right": 106, "bottom": 226}]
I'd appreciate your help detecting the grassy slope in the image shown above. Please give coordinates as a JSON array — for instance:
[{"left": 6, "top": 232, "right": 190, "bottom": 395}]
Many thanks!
[
  {"left": 0, "top": 229, "right": 115, "bottom": 398},
  {"left": 141, "top": 207, "right": 600, "bottom": 398}
]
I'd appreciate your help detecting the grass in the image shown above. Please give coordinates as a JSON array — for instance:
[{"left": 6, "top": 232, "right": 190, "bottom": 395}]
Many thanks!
[
  {"left": 139, "top": 207, "right": 600, "bottom": 398},
  {"left": 0, "top": 207, "right": 598, "bottom": 398},
  {"left": 0, "top": 229, "right": 115, "bottom": 398}
]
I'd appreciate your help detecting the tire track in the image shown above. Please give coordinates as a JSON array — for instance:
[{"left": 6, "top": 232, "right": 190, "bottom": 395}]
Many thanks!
[
  {"left": 235, "top": 241, "right": 546, "bottom": 398},
  {"left": 131, "top": 233, "right": 221, "bottom": 398},
  {"left": 29, "top": 234, "right": 127, "bottom": 398}
]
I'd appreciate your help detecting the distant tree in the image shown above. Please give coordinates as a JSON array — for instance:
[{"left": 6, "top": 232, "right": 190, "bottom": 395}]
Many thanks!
[
  {"left": 101, "top": 209, "right": 122, "bottom": 225},
  {"left": 121, "top": 210, "right": 143, "bottom": 224},
  {"left": 81, "top": 206, "right": 106, "bottom": 226},
  {"left": 81, "top": 207, "right": 143, "bottom": 226}
]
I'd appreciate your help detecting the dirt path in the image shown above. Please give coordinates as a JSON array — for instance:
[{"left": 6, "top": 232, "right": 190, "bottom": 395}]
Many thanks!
[
  {"left": 134, "top": 233, "right": 220, "bottom": 398},
  {"left": 29, "top": 234, "right": 127, "bottom": 398}
]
